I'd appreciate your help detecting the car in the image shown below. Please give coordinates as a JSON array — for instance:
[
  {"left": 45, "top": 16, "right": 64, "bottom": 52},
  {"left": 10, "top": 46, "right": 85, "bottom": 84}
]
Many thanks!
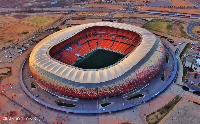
[
  {"left": 179, "top": 43, "right": 182, "bottom": 45},
  {"left": 167, "top": 39, "right": 174, "bottom": 43},
  {"left": 191, "top": 43, "right": 195, "bottom": 45}
]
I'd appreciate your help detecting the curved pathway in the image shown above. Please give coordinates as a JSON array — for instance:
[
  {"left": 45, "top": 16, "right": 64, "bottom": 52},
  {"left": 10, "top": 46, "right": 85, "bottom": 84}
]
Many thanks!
[{"left": 187, "top": 22, "right": 200, "bottom": 39}]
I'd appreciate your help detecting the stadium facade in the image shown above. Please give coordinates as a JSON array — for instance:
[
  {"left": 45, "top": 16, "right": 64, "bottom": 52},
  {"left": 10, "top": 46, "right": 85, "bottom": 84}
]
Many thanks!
[{"left": 29, "top": 22, "right": 165, "bottom": 98}]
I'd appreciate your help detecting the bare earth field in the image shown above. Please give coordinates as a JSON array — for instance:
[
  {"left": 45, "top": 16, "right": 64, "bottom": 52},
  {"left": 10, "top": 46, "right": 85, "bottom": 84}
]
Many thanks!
[
  {"left": 0, "top": 15, "right": 61, "bottom": 44},
  {"left": 136, "top": 6, "right": 200, "bottom": 15},
  {"left": 171, "top": 23, "right": 190, "bottom": 39},
  {"left": 139, "top": 94, "right": 176, "bottom": 124},
  {"left": 100, "top": 116, "right": 135, "bottom": 124},
  {"left": 161, "top": 93, "right": 200, "bottom": 124},
  {"left": 0, "top": 22, "right": 38, "bottom": 44}
]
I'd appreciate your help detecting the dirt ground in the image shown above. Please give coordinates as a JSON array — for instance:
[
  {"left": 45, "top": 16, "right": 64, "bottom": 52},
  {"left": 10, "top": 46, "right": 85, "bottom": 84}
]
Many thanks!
[
  {"left": 138, "top": 94, "right": 176, "bottom": 124},
  {"left": 0, "top": 22, "right": 38, "bottom": 44},
  {"left": 0, "top": 16, "right": 19, "bottom": 23},
  {"left": 171, "top": 23, "right": 188, "bottom": 38},
  {"left": 169, "top": 0, "right": 196, "bottom": 7},
  {"left": 160, "top": 93, "right": 200, "bottom": 124},
  {"left": 100, "top": 116, "right": 135, "bottom": 124},
  {"left": 12, "top": 15, "right": 30, "bottom": 19},
  {"left": 0, "top": 15, "right": 61, "bottom": 45},
  {"left": 172, "top": 23, "right": 182, "bottom": 37}
]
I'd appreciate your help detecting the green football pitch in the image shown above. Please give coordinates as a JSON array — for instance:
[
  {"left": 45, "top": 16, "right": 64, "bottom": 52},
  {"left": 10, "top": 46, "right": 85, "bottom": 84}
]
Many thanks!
[{"left": 73, "top": 49, "right": 125, "bottom": 69}]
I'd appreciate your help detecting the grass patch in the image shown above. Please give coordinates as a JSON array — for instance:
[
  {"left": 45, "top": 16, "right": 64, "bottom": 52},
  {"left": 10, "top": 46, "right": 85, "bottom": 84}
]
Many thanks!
[
  {"left": 183, "top": 67, "right": 188, "bottom": 81},
  {"left": 183, "top": 67, "right": 194, "bottom": 81},
  {"left": 21, "top": 31, "right": 29, "bottom": 34},
  {"left": 73, "top": 49, "right": 124, "bottom": 69},
  {"left": 179, "top": 43, "right": 193, "bottom": 81},
  {"left": 179, "top": 43, "right": 192, "bottom": 60},
  {"left": 7, "top": 40, "right": 13, "bottom": 43},
  {"left": 71, "top": 17, "right": 86, "bottom": 20},
  {"left": 146, "top": 95, "right": 182, "bottom": 124}
]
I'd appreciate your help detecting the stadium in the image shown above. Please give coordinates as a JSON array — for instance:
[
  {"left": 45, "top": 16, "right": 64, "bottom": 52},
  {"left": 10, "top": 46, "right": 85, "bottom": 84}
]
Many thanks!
[{"left": 29, "top": 22, "right": 165, "bottom": 99}]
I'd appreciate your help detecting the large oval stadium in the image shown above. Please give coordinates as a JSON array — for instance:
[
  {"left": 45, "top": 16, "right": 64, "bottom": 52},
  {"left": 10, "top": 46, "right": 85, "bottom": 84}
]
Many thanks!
[{"left": 29, "top": 22, "right": 165, "bottom": 99}]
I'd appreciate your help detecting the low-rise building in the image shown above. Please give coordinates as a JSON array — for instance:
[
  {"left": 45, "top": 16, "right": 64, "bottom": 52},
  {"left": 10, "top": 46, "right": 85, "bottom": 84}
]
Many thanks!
[
  {"left": 183, "top": 51, "right": 200, "bottom": 72},
  {"left": 185, "top": 72, "right": 200, "bottom": 91}
]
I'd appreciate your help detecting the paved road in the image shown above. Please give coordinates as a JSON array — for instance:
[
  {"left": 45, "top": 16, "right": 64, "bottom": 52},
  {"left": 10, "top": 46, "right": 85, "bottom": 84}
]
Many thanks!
[
  {"left": 0, "top": 7, "right": 200, "bottom": 19},
  {"left": 189, "top": 0, "right": 200, "bottom": 8},
  {"left": 186, "top": 22, "right": 200, "bottom": 39}
]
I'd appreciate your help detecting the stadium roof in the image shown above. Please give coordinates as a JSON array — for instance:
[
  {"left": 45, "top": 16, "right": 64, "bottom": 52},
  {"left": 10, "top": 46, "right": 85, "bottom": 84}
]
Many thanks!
[{"left": 29, "top": 22, "right": 157, "bottom": 83}]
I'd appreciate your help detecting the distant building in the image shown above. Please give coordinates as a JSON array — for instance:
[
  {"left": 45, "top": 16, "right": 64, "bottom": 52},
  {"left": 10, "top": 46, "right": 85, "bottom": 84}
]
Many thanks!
[
  {"left": 184, "top": 51, "right": 200, "bottom": 72},
  {"left": 51, "top": 1, "right": 57, "bottom": 5},
  {"left": 185, "top": 72, "right": 200, "bottom": 91}
]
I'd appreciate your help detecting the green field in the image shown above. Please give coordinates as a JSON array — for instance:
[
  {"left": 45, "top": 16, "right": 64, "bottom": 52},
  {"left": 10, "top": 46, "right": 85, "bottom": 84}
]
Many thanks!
[
  {"left": 142, "top": 19, "right": 173, "bottom": 35},
  {"left": 73, "top": 49, "right": 124, "bottom": 69},
  {"left": 142, "top": 19, "right": 197, "bottom": 41}
]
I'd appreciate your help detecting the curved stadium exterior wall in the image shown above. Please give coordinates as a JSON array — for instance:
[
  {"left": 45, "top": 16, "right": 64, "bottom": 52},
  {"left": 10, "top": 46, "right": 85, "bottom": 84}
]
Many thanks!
[{"left": 29, "top": 22, "right": 165, "bottom": 98}]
